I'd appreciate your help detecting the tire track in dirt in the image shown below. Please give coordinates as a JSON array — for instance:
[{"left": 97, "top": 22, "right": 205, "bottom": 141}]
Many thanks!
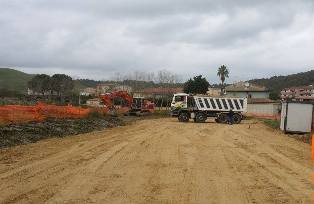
[
  {"left": 0, "top": 124, "right": 151, "bottom": 203},
  {"left": 45, "top": 142, "right": 129, "bottom": 204},
  {"left": 0, "top": 118, "right": 311, "bottom": 204}
]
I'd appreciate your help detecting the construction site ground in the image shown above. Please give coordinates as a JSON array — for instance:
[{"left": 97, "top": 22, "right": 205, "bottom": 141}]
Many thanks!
[{"left": 0, "top": 118, "right": 311, "bottom": 204}]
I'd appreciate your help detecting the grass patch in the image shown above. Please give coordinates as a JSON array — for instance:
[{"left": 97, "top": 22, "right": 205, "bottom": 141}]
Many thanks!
[{"left": 259, "top": 119, "right": 280, "bottom": 129}]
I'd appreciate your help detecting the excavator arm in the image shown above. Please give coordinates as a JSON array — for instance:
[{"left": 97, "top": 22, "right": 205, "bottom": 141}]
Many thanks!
[{"left": 99, "top": 91, "right": 133, "bottom": 109}]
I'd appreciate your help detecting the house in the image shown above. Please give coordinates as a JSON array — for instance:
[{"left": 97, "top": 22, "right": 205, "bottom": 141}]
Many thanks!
[
  {"left": 225, "top": 82, "right": 270, "bottom": 99},
  {"left": 225, "top": 82, "right": 278, "bottom": 119},
  {"left": 80, "top": 87, "right": 96, "bottom": 96},
  {"left": 86, "top": 98, "right": 103, "bottom": 107},
  {"left": 281, "top": 85, "right": 314, "bottom": 101},
  {"left": 112, "top": 85, "right": 133, "bottom": 93},
  {"left": 134, "top": 87, "right": 183, "bottom": 98},
  {"left": 27, "top": 88, "right": 52, "bottom": 96},
  {"left": 95, "top": 84, "right": 113, "bottom": 95},
  {"left": 207, "top": 87, "right": 221, "bottom": 97}
]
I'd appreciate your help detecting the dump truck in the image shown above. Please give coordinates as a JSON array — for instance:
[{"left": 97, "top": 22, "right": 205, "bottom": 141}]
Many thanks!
[{"left": 170, "top": 93, "right": 247, "bottom": 123}]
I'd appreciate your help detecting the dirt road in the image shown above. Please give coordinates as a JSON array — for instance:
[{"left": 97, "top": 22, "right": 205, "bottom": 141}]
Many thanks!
[{"left": 0, "top": 118, "right": 311, "bottom": 204}]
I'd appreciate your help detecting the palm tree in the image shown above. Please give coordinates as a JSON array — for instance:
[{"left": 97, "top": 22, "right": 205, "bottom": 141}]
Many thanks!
[{"left": 217, "top": 65, "right": 229, "bottom": 96}]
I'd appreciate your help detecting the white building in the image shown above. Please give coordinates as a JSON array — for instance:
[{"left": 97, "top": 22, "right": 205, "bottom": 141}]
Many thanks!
[
  {"left": 80, "top": 87, "right": 96, "bottom": 96},
  {"left": 207, "top": 88, "right": 221, "bottom": 97},
  {"left": 225, "top": 82, "right": 270, "bottom": 99},
  {"left": 112, "top": 85, "right": 133, "bottom": 93},
  {"left": 281, "top": 85, "right": 314, "bottom": 101}
]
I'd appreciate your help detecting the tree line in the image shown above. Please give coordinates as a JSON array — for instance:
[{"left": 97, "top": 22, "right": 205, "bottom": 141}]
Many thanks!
[
  {"left": 28, "top": 74, "right": 74, "bottom": 103},
  {"left": 112, "top": 69, "right": 182, "bottom": 84},
  {"left": 26, "top": 65, "right": 229, "bottom": 106},
  {"left": 111, "top": 66, "right": 229, "bottom": 95}
]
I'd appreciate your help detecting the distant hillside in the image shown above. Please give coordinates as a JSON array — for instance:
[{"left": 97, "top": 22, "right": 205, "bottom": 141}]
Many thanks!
[
  {"left": 2, "top": 68, "right": 313, "bottom": 99},
  {"left": 0, "top": 68, "right": 33, "bottom": 94},
  {"left": 73, "top": 79, "right": 101, "bottom": 93},
  {"left": 0, "top": 68, "right": 91, "bottom": 95},
  {"left": 75, "top": 79, "right": 101, "bottom": 89},
  {"left": 249, "top": 70, "right": 314, "bottom": 99},
  {"left": 0, "top": 69, "right": 183, "bottom": 96}
]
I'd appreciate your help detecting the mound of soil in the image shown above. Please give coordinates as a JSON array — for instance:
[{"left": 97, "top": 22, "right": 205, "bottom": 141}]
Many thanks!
[{"left": 0, "top": 116, "right": 125, "bottom": 148}]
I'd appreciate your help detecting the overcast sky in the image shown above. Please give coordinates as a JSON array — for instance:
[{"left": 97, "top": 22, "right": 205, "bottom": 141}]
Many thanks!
[{"left": 0, "top": 0, "right": 313, "bottom": 83}]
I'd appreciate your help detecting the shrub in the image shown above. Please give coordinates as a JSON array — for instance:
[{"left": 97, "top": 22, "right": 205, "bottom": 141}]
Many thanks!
[{"left": 259, "top": 119, "right": 280, "bottom": 129}]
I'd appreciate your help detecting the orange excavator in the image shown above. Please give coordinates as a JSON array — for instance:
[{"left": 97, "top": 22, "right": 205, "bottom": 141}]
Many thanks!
[{"left": 99, "top": 91, "right": 155, "bottom": 116}]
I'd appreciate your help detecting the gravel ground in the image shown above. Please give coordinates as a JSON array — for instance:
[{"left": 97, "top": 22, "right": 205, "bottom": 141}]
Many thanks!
[
  {"left": 0, "top": 116, "right": 125, "bottom": 148},
  {"left": 0, "top": 118, "right": 311, "bottom": 204}
]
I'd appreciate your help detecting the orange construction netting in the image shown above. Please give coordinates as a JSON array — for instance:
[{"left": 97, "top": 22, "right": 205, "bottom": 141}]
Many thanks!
[
  {"left": 0, "top": 103, "right": 132, "bottom": 124},
  {"left": 0, "top": 103, "right": 92, "bottom": 124},
  {"left": 245, "top": 113, "right": 280, "bottom": 120}
]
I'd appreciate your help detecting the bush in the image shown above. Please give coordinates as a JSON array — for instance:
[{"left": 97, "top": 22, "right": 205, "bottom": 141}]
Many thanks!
[{"left": 259, "top": 119, "right": 280, "bottom": 129}]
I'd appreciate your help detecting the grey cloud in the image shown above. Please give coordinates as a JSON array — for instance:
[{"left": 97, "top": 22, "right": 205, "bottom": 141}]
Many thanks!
[{"left": 0, "top": 0, "right": 313, "bottom": 82}]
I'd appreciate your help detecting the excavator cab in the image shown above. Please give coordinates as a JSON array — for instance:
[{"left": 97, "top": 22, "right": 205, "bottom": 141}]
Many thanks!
[
  {"left": 127, "top": 97, "right": 155, "bottom": 116},
  {"left": 132, "top": 97, "right": 144, "bottom": 109}
]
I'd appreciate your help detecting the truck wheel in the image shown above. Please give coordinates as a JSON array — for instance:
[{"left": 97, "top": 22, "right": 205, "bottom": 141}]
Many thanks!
[
  {"left": 216, "top": 113, "right": 227, "bottom": 123},
  {"left": 178, "top": 112, "right": 189, "bottom": 122},
  {"left": 232, "top": 113, "right": 242, "bottom": 124},
  {"left": 195, "top": 112, "right": 207, "bottom": 123}
]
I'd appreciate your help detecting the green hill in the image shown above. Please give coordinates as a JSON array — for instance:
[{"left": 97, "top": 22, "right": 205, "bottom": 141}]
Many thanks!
[
  {"left": 0, "top": 68, "right": 34, "bottom": 94},
  {"left": 0, "top": 69, "right": 100, "bottom": 95},
  {"left": 74, "top": 79, "right": 101, "bottom": 91},
  {"left": 249, "top": 70, "right": 314, "bottom": 99},
  {"left": 1, "top": 68, "right": 313, "bottom": 99}
]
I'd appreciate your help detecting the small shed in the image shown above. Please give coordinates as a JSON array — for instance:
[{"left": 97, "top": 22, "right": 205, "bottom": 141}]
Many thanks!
[{"left": 280, "top": 102, "right": 314, "bottom": 133}]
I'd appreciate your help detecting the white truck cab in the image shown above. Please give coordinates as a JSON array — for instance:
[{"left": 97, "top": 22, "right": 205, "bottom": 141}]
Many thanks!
[{"left": 171, "top": 93, "right": 189, "bottom": 109}]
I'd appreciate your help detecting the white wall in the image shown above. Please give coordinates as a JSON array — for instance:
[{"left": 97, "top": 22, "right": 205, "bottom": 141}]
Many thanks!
[
  {"left": 247, "top": 103, "right": 280, "bottom": 115},
  {"left": 226, "top": 92, "right": 270, "bottom": 99}
]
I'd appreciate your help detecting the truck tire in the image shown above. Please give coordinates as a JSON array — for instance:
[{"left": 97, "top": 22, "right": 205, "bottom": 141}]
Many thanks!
[
  {"left": 195, "top": 112, "right": 207, "bottom": 123},
  {"left": 232, "top": 113, "right": 242, "bottom": 124},
  {"left": 178, "top": 112, "right": 189, "bottom": 122},
  {"left": 216, "top": 113, "right": 227, "bottom": 123}
]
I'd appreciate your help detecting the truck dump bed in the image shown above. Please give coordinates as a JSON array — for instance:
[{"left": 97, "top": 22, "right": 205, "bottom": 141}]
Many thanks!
[{"left": 193, "top": 96, "right": 247, "bottom": 112}]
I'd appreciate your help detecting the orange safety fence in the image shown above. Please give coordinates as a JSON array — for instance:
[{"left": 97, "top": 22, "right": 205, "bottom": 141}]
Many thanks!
[
  {"left": 244, "top": 113, "right": 280, "bottom": 120},
  {"left": 0, "top": 103, "right": 132, "bottom": 125},
  {"left": 0, "top": 103, "right": 92, "bottom": 124},
  {"left": 36, "top": 103, "right": 92, "bottom": 119},
  {"left": 0, "top": 105, "right": 45, "bottom": 124}
]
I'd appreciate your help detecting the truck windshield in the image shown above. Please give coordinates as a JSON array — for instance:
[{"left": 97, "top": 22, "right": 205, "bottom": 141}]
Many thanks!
[{"left": 174, "top": 96, "right": 185, "bottom": 102}]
